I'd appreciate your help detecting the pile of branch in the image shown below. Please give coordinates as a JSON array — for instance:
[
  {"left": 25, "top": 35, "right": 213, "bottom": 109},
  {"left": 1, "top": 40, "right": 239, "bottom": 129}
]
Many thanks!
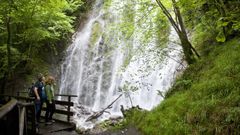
[{"left": 85, "top": 94, "right": 122, "bottom": 122}]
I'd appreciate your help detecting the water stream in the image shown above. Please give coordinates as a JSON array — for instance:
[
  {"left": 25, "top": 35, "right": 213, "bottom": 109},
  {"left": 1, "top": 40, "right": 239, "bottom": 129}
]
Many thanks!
[{"left": 59, "top": 0, "right": 184, "bottom": 129}]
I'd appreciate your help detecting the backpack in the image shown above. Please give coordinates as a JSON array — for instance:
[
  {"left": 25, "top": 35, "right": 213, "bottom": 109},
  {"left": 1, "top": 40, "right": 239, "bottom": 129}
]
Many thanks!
[{"left": 28, "top": 84, "right": 35, "bottom": 97}]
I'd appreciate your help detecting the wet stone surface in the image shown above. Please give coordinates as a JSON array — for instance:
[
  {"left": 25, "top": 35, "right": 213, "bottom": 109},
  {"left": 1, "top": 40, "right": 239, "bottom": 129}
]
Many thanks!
[{"left": 96, "top": 127, "right": 142, "bottom": 135}]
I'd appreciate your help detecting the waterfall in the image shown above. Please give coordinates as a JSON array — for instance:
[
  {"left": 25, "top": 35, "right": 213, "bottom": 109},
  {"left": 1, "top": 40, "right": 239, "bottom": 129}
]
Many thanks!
[{"left": 59, "top": 0, "right": 184, "bottom": 129}]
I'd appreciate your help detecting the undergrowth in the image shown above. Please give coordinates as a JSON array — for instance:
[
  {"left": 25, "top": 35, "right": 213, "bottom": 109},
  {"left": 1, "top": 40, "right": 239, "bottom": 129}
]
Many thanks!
[{"left": 121, "top": 38, "right": 240, "bottom": 134}]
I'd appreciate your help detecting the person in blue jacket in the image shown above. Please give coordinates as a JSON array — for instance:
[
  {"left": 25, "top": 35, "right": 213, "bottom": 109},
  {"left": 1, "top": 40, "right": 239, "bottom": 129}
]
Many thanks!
[{"left": 34, "top": 73, "right": 47, "bottom": 124}]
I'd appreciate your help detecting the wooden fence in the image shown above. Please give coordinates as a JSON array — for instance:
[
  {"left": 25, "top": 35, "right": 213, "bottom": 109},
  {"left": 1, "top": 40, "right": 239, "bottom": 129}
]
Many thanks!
[
  {"left": 0, "top": 93, "right": 77, "bottom": 134},
  {"left": 0, "top": 98, "right": 36, "bottom": 135},
  {"left": 43, "top": 94, "right": 77, "bottom": 122},
  {"left": 2, "top": 93, "right": 77, "bottom": 122}
]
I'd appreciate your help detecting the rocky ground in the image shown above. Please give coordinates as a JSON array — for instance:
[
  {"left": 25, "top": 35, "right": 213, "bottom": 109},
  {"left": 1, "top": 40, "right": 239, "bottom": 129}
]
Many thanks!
[
  {"left": 44, "top": 127, "right": 141, "bottom": 135},
  {"left": 96, "top": 127, "right": 141, "bottom": 135}
]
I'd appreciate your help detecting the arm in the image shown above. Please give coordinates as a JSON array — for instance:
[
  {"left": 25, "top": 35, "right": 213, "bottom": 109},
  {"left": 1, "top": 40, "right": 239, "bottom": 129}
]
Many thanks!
[
  {"left": 51, "top": 86, "right": 55, "bottom": 100},
  {"left": 34, "top": 87, "right": 40, "bottom": 100},
  {"left": 45, "top": 85, "right": 53, "bottom": 103}
]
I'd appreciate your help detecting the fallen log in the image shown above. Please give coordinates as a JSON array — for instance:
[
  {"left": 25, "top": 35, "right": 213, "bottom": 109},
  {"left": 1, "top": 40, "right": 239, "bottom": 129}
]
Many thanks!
[{"left": 85, "top": 94, "right": 122, "bottom": 122}]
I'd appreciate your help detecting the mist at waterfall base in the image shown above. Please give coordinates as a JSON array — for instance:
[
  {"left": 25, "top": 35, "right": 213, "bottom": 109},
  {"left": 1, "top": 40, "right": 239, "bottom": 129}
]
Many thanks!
[{"left": 59, "top": 1, "right": 184, "bottom": 129}]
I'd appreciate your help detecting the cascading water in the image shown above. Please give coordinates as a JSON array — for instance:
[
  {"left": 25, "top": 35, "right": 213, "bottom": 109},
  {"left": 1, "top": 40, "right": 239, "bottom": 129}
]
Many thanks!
[{"left": 59, "top": 0, "right": 185, "bottom": 129}]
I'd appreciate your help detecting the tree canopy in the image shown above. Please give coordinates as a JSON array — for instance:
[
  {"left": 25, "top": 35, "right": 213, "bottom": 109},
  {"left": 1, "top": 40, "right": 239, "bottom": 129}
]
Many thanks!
[{"left": 0, "top": 0, "right": 83, "bottom": 93}]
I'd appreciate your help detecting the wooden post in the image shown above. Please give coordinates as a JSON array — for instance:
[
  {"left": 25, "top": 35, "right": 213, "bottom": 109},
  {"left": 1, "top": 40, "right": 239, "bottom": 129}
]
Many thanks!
[
  {"left": 28, "top": 104, "right": 36, "bottom": 134},
  {"left": 67, "top": 96, "right": 71, "bottom": 122},
  {"left": 17, "top": 102, "right": 36, "bottom": 135},
  {"left": 19, "top": 106, "right": 25, "bottom": 135}
]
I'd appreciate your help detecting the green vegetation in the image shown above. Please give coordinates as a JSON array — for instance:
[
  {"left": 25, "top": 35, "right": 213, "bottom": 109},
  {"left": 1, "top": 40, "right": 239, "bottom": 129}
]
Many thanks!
[
  {"left": 1, "top": 0, "right": 240, "bottom": 133},
  {"left": 0, "top": 0, "right": 94, "bottom": 93},
  {"left": 90, "top": 22, "right": 103, "bottom": 47},
  {"left": 156, "top": 0, "right": 200, "bottom": 64},
  {"left": 119, "top": 0, "right": 240, "bottom": 134},
  {"left": 180, "top": 0, "right": 240, "bottom": 43},
  {"left": 122, "top": 38, "right": 240, "bottom": 135}
]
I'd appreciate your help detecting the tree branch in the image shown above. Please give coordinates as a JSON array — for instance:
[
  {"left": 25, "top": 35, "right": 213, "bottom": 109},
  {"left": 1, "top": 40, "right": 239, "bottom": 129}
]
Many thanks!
[
  {"left": 85, "top": 94, "right": 123, "bottom": 122},
  {"left": 155, "top": 0, "right": 181, "bottom": 35}
]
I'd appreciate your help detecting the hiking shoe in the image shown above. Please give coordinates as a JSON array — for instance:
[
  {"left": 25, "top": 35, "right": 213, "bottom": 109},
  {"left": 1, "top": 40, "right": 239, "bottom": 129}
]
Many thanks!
[
  {"left": 45, "top": 122, "right": 52, "bottom": 125},
  {"left": 50, "top": 120, "right": 55, "bottom": 123},
  {"left": 39, "top": 119, "right": 45, "bottom": 123},
  {"left": 36, "top": 127, "right": 39, "bottom": 133}
]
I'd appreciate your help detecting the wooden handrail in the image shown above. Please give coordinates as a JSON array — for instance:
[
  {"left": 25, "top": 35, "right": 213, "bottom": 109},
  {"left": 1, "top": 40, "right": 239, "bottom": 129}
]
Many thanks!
[
  {"left": 53, "top": 93, "right": 77, "bottom": 122},
  {"left": 0, "top": 99, "right": 18, "bottom": 118},
  {"left": 16, "top": 91, "right": 78, "bottom": 97},
  {"left": 55, "top": 94, "right": 77, "bottom": 97},
  {"left": 55, "top": 100, "right": 73, "bottom": 106},
  {"left": 0, "top": 94, "right": 34, "bottom": 101},
  {"left": 1, "top": 93, "right": 77, "bottom": 122},
  {"left": 0, "top": 97, "right": 36, "bottom": 135},
  {"left": 17, "top": 102, "right": 35, "bottom": 107}
]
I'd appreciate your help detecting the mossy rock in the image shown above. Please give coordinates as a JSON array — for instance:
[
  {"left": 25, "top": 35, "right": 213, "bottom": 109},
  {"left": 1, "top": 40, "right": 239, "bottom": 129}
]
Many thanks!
[{"left": 90, "top": 21, "right": 103, "bottom": 48}]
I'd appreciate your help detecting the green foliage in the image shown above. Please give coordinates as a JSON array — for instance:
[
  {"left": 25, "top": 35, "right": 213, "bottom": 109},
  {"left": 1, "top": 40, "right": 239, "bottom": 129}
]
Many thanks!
[
  {"left": 119, "top": 81, "right": 139, "bottom": 92},
  {"left": 115, "top": 107, "right": 148, "bottom": 130},
  {"left": 103, "top": 0, "right": 113, "bottom": 10},
  {"left": 180, "top": 0, "right": 240, "bottom": 43},
  {"left": 0, "top": 0, "right": 83, "bottom": 91},
  {"left": 123, "top": 38, "right": 240, "bottom": 134},
  {"left": 66, "top": 0, "right": 83, "bottom": 13},
  {"left": 153, "top": 10, "right": 170, "bottom": 47},
  {"left": 118, "top": 1, "right": 135, "bottom": 39},
  {"left": 90, "top": 22, "right": 103, "bottom": 47},
  {"left": 216, "top": 31, "right": 226, "bottom": 42},
  {"left": 108, "top": 0, "right": 170, "bottom": 74},
  {"left": 0, "top": 45, "right": 21, "bottom": 78}
]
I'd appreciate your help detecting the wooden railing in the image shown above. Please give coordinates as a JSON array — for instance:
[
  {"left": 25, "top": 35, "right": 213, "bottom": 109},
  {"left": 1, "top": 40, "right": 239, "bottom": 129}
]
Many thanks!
[
  {"left": 0, "top": 93, "right": 77, "bottom": 135},
  {"left": 0, "top": 98, "right": 18, "bottom": 118},
  {"left": 0, "top": 91, "right": 77, "bottom": 122},
  {"left": 18, "top": 102, "right": 36, "bottom": 135},
  {"left": 43, "top": 94, "right": 77, "bottom": 122},
  {"left": 0, "top": 98, "right": 36, "bottom": 135},
  {"left": 4, "top": 92, "right": 77, "bottom": 123},
  {"left": 1, "top": 94, "right": 35, "bottom": 102}
]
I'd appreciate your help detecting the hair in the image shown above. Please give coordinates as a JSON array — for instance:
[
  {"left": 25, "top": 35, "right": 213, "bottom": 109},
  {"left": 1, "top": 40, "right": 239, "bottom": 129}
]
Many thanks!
[
  {"left": 45, "top": 76, "right": 55, "bottom": 85},
  {"left": 37, "top": 73, "right": 44, "bottom": 81}
]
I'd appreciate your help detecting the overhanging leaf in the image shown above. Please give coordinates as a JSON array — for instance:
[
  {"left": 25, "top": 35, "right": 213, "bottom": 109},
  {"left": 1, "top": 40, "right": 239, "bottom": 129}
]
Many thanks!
[{"left": 216, "top": 31, "right": 226, "bottom": 42}]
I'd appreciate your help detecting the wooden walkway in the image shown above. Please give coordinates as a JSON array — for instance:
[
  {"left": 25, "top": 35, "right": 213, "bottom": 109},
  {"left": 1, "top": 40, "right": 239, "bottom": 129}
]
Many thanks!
[{"left": 37, "top": 120, "right": 77, "bottom": 135}]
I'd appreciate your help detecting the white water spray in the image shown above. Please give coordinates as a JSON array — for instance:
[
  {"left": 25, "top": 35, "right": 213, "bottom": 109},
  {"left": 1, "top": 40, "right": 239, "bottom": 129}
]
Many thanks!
[{"left": 59, "top": 0, "right": 184, "bottom": 129}]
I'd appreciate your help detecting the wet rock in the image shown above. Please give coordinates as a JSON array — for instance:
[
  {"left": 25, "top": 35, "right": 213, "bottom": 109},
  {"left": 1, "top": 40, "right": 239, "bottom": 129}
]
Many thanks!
[{"left": 76, "top": 127, "right": 90, "bottom": 134}]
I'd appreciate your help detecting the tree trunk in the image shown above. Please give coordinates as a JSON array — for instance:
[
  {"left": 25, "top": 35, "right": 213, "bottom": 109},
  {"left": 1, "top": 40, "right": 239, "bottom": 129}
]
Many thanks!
[
  {"left": 179, "top": 34, "right": 195, "bottom": 64},
  {"left": 172, "top": 0, "right": 200, "bottom": 63},
  {"left": 6, "top": 16, "right": 12, "bottom": 74},
  {"left": 2, "top": 14, "right": 12, "bottom": 94},
  {"left": 2, "top": 2, "right": 13, "bottom": 94},
  {"left": 214, "top": 0, "right": 229, "bottom": 39},
  {"left": 0, "top": 73, "right": 7, "bottom": 94},
  {"left": 156, "top": 0, "right": 200, "bottom": 64}
]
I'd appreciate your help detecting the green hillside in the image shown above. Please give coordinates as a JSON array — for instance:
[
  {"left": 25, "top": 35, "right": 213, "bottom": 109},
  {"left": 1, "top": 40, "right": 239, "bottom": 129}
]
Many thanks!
[{"left": 124, "top": 38, "right": 240, "bottom": 134}]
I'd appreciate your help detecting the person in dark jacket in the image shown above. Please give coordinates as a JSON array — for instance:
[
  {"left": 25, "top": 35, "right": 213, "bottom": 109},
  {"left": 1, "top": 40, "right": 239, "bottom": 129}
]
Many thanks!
[{"left": 34, "top": 74, "right": 46, "bottom": 124}]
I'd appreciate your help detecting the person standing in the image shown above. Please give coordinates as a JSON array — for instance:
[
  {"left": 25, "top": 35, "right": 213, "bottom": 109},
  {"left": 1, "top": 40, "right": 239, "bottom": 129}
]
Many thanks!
[
  {"left": 34, "top": 74, "right": 47, "bottom": 124},
  {"left": 45, "top": 76, "right": 56, "bottom": 125}
]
